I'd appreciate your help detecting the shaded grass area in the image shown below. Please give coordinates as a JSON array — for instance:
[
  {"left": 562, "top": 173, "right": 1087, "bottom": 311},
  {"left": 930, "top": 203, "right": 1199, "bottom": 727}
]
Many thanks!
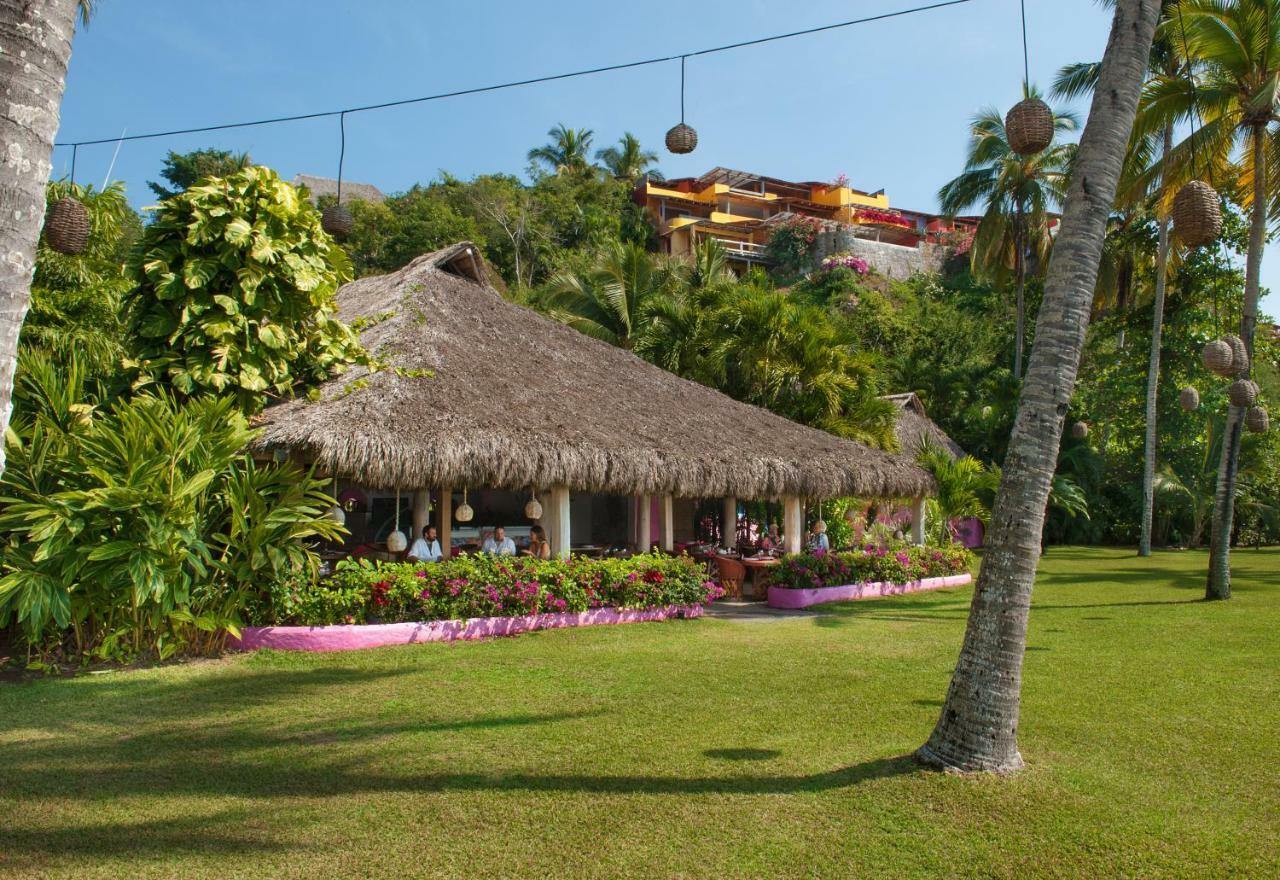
[{"left": 1, "top": 547, "right": 1277, "bottom": 879}]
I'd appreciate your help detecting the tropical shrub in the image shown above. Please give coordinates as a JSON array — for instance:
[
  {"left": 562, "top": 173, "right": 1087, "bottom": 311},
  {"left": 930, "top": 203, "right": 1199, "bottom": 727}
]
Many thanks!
[
  {"left": 769, "top": 544, "right": 973, "bottom": 591},
  {"left": 254, "top": 553, "right": 721, "bottom": 626},
  {"left": 124, "top": 165, "right": 364, "bottom": 413},
  {"left": 764, "top": 216, "right": 823, "bottom": 281},
  {"left": 0, "top": 352, "right": 343, "bottom": 661}
]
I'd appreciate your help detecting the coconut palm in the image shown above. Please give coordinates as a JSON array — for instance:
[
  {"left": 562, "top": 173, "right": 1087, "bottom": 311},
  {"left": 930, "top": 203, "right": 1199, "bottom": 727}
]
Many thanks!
[
  {"left": 527, "top": 124, "right": 596, "bottom": 176},
  {"left": 938, "top": 90, "right": 1078, "bottom": 378},
  {"left": 539, "top": 242, "right": 672, "bottom": 349},
  {"left": 0, "top": 0, "right": 92, "bottom": 480},
  {"left": 1138, "top": 0, "right": 1280, "bottom": 598},
  {"left": 918, "top": 0, "right": 1160, "bottom": 774},
  {"left": 595, "top": 133, "right": 661, "bottom": 181}
]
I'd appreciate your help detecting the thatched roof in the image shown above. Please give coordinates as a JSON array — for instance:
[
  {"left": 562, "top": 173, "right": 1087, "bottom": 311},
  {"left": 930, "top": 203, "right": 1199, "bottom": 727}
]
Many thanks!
[
  {"left": 883, "top": 393, "right": 965, "bottom": 459},
  {"left": 255, "top": 243, "right": 934, "bottom": 500},
  {"left": 294, "top": 174, "right": 386, "bottom": 205}
]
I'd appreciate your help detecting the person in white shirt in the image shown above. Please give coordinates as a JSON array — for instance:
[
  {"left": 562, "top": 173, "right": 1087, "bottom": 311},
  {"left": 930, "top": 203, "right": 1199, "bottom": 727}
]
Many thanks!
[
  {"left": 407, "top": 525, "right": 443, "bottom": 563},
  {"left": 482, "top": 525, "right": 516, "bottom": 556}
]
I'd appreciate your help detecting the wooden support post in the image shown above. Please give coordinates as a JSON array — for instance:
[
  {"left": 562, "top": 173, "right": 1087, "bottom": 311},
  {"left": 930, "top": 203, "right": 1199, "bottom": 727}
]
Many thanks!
[
  {"left": 722, "top": 496, "right": 737, "bottom": 550},
  {"left": 438, "top": 488, "right": 452, "bottom": 558},
  {"left": 550, "top": 485, "right": 571, "bottom": 559},
  {"left": 637, "top": 495, "right": 652, "bottom": 554},
  {"left": 910, "top": 496, "right": 927, "bottom": 545},
  {"left": 660, "top": 494, "right": 674, "bottom": 552},
  {"left": 411, "top": 489, "right": 430, "bottom": 539},
  {"left": 784, "top": 495, "right": 803, "bottom": 554}
]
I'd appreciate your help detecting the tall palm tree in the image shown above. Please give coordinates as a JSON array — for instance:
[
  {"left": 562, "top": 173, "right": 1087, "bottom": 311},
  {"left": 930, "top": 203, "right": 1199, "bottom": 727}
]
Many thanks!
[
  {"left": 0, "top": 0, "right": 90, "bottom": 480},
  {"left": 918, "top": 0, "right": 1160, "bottom": 774},
  {"left": 938, "top": 93, "right": 1077, "bottom": 379},
  {"left": 539, "top": 242, "right": 671, "bottom": 349},
  {"left": 595, "top": 133, "right": 661, "bottom": 181},
  {"left": 1054, "top": 0, "right": 1182, "bottom": 559},
  {"left": 527, "top": 124, "right": 595, "bottom": 176},
  {"left": 1139, "top": 0, "right": 1280, "bottom": 598}
]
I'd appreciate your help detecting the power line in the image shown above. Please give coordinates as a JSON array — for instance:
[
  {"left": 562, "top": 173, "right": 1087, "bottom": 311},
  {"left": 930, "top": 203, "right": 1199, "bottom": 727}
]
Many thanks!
[{"left": 55, "top": 0, "right": 974, "bottom": 149}]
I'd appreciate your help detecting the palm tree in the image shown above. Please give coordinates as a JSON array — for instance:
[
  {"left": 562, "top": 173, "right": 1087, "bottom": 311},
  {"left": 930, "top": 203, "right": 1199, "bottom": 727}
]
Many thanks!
[
  {"left": 917, "top": 0, "right": 1160, "bottom": 774},
  {"left": 637, "top": 239, "right": 734, "bottom": 379},
  {"left": 1056, "top": 0, "right": 1182, "bottom": 559},
  {"left": 938, "top": 93, "right": 1077, "bottom": 379},
  {"left": 527, "top": 124, "right": 595, "bottom": 176},
  {"left": 595, "top": 133, "right": 661, "bottom": 181},
  {"left": 539, "top": 242, "right": 671, "bottom": 349},
  {"left": 0, "top": 0, "right": 91, "bottom": 480},
  {"left": 1138, "top": 0, "right": 1280, "bottom": 598}
]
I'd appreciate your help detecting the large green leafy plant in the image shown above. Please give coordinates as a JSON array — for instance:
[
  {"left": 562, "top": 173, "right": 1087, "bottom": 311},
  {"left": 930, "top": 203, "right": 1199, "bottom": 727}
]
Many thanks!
[{"left": 124, "top": 165, "right": 364, "bottom": 412}]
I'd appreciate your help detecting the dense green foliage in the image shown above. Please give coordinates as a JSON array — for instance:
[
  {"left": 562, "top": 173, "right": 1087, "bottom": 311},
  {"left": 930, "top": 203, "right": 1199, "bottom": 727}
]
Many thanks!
[
  {"left": 147, "top": 147, "right": 252, "bottom": 201},
  {"left": 255, "top": 553, "right": 719, "bottom": 627},
  {"left": 124, "top": 166, "right": 364, "bottom": 412},
  {"left": 769, "top": 544, "right": 973, "bottom": 591}
]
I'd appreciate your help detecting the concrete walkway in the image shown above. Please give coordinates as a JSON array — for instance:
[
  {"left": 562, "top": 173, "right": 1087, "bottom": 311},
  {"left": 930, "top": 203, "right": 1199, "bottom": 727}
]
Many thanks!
[{"left": 702, "top": 601, "right": 829, "bottom": 623}]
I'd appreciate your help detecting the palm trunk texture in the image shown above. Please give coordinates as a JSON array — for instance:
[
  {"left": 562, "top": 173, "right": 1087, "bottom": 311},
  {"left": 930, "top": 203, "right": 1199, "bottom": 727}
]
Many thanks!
[
  {"left": 917, "top": 0, "right": 1160, "bottom": 774},
  {"left": 0, "top": 0, "right": 79, "bottom": 477}
]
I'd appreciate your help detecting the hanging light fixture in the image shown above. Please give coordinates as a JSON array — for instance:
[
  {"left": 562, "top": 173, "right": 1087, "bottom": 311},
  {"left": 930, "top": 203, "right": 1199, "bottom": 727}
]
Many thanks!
[
  {"left": 1224, "top": 334, "right": 1250, "bottom": 376},
  {"left": 321, "top": 111, "right": 354, "bottom": 240},
  {"left": 1171, "top": 180, "right": 1222, "bottom": 248},
  {"left": 1228, "top": 379, "right": 1260, "bottom": 409},
  {"left": 1005, "top": 1, "right": 1052, "bottom": 156},
  {"left": 45, "top": 144, "right": 90, "bottom": 255},
  {"left": 1246, "top": 406, "right": 1270, "bottom": 434},
  {"left": 524, "top": 488, "right": 543, "bottom": 520},
  {"left": 1179, "top": 386, "right": 1201, "bottom": 412},
  {"left": 386, "top": 485, "right": 408, "bottom": 552},
  {"left": 1201, "top": 339, "right": 1235, "bottom": 377},
  {"left": 455, "top": 487, "right": 474, "bottom": 523},
  {"left": 665, "top": 56, "right": 698, "bottom": 155},
  {"left": 325, "top": 476, "right": 346, "bottom": 525}
]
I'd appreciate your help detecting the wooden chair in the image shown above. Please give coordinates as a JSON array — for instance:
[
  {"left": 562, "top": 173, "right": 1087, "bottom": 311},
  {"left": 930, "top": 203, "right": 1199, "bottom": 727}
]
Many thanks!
[{"left": 714, "top": 555, "right": 746, "bottom": 600}]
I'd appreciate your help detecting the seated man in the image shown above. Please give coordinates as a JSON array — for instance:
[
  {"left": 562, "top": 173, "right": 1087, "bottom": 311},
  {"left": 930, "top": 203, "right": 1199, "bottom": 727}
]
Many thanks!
[
  {"left": 481, "top": 525, "right": 516, "bottom": 556},
  {"left": 407, "top": 525, "right": 443, "bottom": 563}
]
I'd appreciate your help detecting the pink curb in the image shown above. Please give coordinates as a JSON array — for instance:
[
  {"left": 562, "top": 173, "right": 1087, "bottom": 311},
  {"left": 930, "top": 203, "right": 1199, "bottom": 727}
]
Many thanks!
[
  {"left": 767, "top": 573, "right": 973, "bottom": 610},
  {"left": 228, "top": 604, "right": 704, "bottom": 653}
]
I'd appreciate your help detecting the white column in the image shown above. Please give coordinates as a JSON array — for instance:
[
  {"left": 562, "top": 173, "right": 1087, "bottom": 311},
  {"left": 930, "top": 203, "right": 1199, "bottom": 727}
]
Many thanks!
[
  {"left": 722, "top": 496, "right": 737, "bottom": 550},
  {"left": 550, "top": 485, "right": 571, "bottom": 559},
  {"left": 411, "top": 489, "right": 430, "bottom": 538},
  {"left": 438, "top": 488, "right": 452, "bottom": 558},
  {"left": 660, "top": 494, "right": 674, "bottom": 552},
  {"left": 637, "top": 494, "right": 652, "bottom": 554},
  {"left": 784, "top": 495, "right": 803, "bottom": 554},
  {"left": 910, "top": 496, "right": 927, "bottom": 545}
]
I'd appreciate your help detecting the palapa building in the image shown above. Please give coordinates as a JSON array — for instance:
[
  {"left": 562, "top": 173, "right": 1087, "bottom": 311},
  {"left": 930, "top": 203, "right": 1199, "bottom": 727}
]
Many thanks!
[{"left": 255, "top": 242, "right": 935, "bottom": 557}]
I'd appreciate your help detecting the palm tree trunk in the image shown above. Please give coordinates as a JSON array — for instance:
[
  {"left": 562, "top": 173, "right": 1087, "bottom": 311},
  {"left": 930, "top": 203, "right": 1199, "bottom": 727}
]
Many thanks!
[
  {"left": 1014, "top": 201, "right": 1026, "bottom": 379},
  {"left": 1206, "top": 123, "right": 1266, "bottom": 600},
  {"left": 1139, "top": 124, "right": 1174, "bottom": 558},
  {"left": 916, "top": 0, "right": 1159, "bottom": 774},
  {"left": 0, "top": 0, "right": 79, "bottom": 478}
]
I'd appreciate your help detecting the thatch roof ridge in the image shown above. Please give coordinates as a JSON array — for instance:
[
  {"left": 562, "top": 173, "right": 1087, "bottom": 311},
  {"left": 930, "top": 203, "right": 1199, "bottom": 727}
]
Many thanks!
[
  {"left": 883, "top": 392, "right": 966, "bottom": 459},
  {"left": 256, "top": 243, "right": 934, "bottom": 499}
]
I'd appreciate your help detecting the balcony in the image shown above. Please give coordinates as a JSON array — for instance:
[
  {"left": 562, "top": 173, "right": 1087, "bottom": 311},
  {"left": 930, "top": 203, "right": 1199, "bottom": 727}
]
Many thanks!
[{"left": 708, "top": 237, "right": 770, "bottom": 263}]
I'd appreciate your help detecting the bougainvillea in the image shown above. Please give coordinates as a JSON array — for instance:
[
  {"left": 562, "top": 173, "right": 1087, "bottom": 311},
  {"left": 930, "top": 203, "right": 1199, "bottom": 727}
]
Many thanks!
[
  {"left": 853, "top": 208, "right": 913, "bottom": 229},
  {"left": 769, "top": 544, "right": 973, "bottom": 591},
  {"left": 819, "top": 253, "right": 870, "bottom": 274}
]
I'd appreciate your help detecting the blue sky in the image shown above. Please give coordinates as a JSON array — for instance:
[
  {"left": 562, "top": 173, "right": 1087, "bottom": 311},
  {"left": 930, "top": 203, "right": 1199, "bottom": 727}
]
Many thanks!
[{"left": 56, "top": 0, "right": 1274, "bottom": 316}]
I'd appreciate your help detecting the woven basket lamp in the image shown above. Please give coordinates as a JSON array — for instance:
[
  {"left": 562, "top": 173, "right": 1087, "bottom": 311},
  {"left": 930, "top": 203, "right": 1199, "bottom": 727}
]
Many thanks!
[
  {"left": 385, "top": 486, "right": 408, "bottom": 552},
  {"left": 665, "top": 56, "right": 697, "bottom": 155},
  {"left": 321, "top": 204, "right": 353, "bottom": 240},
  {"left": 454, "top": 487, "right": 474, "bottom": 523},
  {"left": 45, "top": 195, "right": 91, "bottom": 255},
  {"left": 1070, "top": 421, "right": 1089, "bottom": 440},
  {"left": 524, "top": 489, "right": 543, "bottom": 520},
  {"left": 1005, "top": 97, "right": 1054, "bottom": 155},
  {"left": 326, "top": 477, "right": 345, "bottom": 525},
  {"left": 1246, "top": 406, "right": 1270, "bottom": 434},
  {"left": 1171, "top": 180, "right": 1222, "bottom": 248},
  {"left": 1223, "top": 334, "right": 1250, "bottom": 376},
  {"left": 1201, "top": 339, "right": 1235, "bottom": 377},
  {"left": 1179, "top": 386, "right": 1201, "bottom": 412},
  {"left": 1228, "top": 379, "right": 1260, "bottom": 408}
]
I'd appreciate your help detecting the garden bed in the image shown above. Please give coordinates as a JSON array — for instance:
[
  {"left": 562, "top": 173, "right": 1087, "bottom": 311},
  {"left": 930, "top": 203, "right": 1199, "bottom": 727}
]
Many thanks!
[
  {"left": 767, "top": 573, "right": 972, "bottom": 609},
  {"left": 229, "top": 604, "right": 703, "bottom": 652}
]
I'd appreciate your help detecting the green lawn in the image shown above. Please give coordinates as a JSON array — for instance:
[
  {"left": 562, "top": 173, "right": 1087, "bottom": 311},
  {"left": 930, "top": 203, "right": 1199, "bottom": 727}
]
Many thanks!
[{"left": 2, "top": 547, "right": 1277, "bottom": 879}]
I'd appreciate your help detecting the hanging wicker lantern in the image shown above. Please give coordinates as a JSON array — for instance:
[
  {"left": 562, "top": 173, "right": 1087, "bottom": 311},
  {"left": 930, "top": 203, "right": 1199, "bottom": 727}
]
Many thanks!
[
  {"left": 455, "top": 487, "right": 474, "bottom": 523},
  {"left": 1223, "top": 334, "right": 1250, "bottom": 376},
  {"left": 1071, "top": 421, "right": 1089, "bottom": 440},
  {"left": 1202, "top": 339, "right": 1235, "bottom": 377},
  {"left": 1005, "top": 97, "right": 1053, "bottom": 155},
  {"left": 44, "top": 196, "right": 90, "bottom": 255},
  {"left": 1246, "top": 406, "right": 1270, "bottom": 434},
  {"left": 1171, "top": 180, "right": 1222, "bottom": 248},
  {"left": 322, "top": 204, "right": 353, "bottom": 240},
  {"left": 665, "top": 123, "right": 697, "bottom": 155},
  {"left": 1228, "top": 379, "right": 1259, "bottom": 408},
  {"left": 524, "top": 489, "right": 543, "bottom": 520},
  {"left": 386, "top": 530, "right": 407, "bottom": 552},
  {"left": 326, "top": 504, "right": 346, "bottom": 525},
  {"left": 1179, "top": 386, "right": 1201, "bottom": 412}
]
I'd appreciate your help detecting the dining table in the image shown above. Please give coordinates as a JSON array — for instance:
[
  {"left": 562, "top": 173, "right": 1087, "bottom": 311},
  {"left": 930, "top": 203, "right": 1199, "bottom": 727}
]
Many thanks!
[{"left": 739, "top": 555, "right": 780, "bottom": 600}]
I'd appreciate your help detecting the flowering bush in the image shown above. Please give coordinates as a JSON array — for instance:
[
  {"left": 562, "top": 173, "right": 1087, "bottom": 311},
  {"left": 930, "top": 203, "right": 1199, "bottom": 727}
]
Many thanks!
[
  {"left": 254, "top": 553, "right": 721, "bottom": 626},
  {"left": 819, "top": 253, "right": 869, "bottom": 274},
  {"left": 769, "top": 544, "right": 973, "bottom": 591},
  {"left": 765, "top": 216, "right": 825, "bottom": 281},
  {"left": 853, "top": 208, "right": 912, "bottom": 229}
]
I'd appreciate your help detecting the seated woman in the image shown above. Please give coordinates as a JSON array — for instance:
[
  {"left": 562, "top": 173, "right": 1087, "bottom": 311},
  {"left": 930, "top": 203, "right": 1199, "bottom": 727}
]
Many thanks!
[{"left": 522, "top": 524, "right": 551, "bottom": 560}]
